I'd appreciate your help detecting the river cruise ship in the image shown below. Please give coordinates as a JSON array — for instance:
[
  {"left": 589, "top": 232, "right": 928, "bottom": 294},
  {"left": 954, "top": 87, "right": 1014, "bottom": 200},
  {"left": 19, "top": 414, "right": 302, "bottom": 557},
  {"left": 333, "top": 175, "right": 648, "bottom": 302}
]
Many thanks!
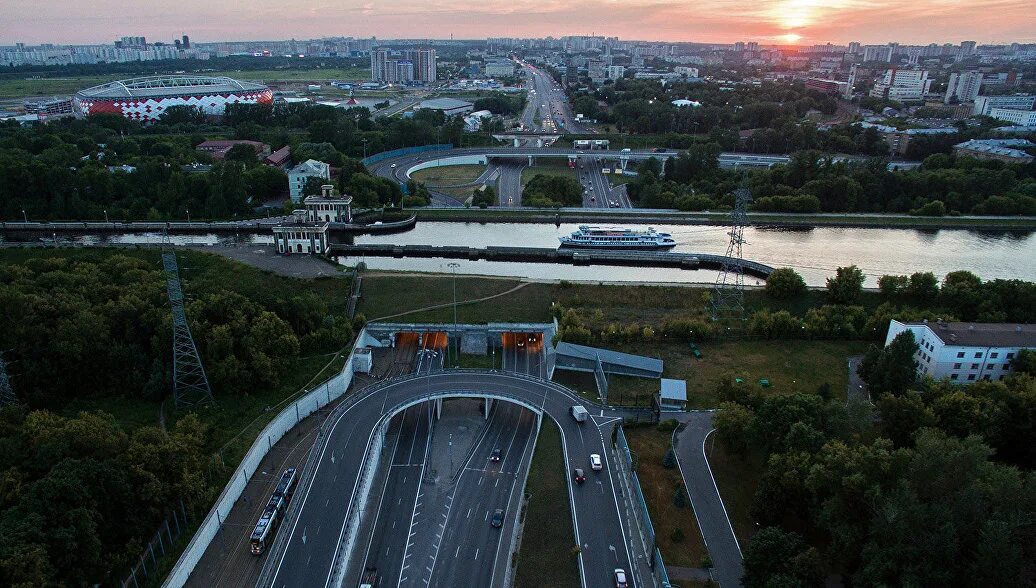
[{"left": 559, "top": 225, "right": 677, "bottom": 249}]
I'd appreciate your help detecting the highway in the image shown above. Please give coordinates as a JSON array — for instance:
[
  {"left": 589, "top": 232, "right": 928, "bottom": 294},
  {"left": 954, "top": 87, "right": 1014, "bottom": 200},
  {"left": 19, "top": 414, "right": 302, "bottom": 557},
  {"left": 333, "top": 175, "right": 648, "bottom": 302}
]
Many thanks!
[
  {"left": 260, "top": 370, "right": 651, "bottom": 588},
  {"left": 517, "top": 60, "right": 585, "bottom": 134}
]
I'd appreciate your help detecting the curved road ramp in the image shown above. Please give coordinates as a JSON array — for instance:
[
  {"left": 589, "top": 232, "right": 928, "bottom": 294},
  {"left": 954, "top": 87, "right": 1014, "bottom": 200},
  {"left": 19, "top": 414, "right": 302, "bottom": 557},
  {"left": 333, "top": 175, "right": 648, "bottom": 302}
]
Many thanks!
[{"left": 251, "top": 369, "right": 653, "bottom": 588}]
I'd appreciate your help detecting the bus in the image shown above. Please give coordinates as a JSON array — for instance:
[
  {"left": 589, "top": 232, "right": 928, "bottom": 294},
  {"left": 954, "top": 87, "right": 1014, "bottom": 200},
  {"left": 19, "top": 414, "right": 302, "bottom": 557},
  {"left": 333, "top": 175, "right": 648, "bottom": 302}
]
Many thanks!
[{"left": 249, "top": 468, "right": 299, "bottom": 555}]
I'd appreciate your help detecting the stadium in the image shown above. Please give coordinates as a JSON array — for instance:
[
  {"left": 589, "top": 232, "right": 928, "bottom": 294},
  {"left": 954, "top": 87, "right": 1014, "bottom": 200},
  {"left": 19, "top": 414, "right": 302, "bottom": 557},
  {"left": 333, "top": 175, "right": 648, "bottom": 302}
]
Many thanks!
[{"left": 73, "top": 75, "right": 272, "bottom": 121}]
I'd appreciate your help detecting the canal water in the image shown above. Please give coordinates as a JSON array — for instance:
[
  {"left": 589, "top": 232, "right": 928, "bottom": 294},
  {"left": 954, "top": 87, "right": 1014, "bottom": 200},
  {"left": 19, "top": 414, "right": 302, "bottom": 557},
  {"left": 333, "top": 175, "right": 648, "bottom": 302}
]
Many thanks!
[{"left": 4, "top": 222, "right": 1033, "bottom": 287}]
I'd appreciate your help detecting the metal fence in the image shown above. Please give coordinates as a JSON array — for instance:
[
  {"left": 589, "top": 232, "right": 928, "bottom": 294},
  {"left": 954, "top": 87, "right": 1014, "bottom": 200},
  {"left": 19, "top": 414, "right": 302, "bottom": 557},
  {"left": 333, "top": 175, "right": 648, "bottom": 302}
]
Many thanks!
[
  {"left": 616, "top": 426, "right": 677, "bottom": 588},
  {"left": 615, "top": 426, "right": 655, "bottom": 551},
  {"left": 593, "top": 353, "right": 609, "bottom": 403},
  {"left": 120, "top": 502, "right": 189, "bottom": 588},
  {"left": 361, "top": 144, "right": 453, "bottom": 167}
]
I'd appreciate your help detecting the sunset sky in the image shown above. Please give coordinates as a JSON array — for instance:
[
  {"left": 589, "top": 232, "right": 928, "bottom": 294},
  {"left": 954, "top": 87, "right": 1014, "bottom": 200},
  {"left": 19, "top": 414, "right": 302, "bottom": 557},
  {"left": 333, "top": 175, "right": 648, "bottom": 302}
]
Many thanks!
[{"left": 2, "top": 0, "right": 1034, "bottom": 46}]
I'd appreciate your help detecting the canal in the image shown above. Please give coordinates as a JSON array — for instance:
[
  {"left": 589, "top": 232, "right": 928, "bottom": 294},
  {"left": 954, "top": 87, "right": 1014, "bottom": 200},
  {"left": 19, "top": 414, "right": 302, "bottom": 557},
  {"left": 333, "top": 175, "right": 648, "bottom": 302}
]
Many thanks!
[{"left": 4, "top": 222, "right": 1033, "bottom": 287}]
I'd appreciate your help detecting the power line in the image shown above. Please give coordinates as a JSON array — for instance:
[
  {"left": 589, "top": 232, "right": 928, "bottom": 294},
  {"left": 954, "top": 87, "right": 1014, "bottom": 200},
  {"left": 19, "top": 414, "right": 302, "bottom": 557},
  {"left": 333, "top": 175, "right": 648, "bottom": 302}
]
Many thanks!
[
  {"left": 709, "top": 186, "right": 753, "bottom": 323},
  {"left": 161, "top": 239, "right": 214, "bottom": 409}
]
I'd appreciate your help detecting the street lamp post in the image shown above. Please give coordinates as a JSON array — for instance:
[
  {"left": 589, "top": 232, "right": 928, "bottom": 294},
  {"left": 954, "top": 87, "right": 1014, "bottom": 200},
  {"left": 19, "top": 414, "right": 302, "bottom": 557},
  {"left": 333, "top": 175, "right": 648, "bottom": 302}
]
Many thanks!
[
  {"left": 447, "top": 262, "right": 460, "bottom": 366},
  {"left": 103, "top": 209, "right": 109, "bottom": 224},
  {"left": 186, "top": 209, "right": 191, "bottom": 224}
]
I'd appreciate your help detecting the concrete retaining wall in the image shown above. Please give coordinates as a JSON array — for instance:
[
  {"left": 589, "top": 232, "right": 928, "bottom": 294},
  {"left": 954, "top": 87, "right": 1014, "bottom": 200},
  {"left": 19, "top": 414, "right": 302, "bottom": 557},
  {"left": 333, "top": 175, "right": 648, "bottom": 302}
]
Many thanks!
[
  {"left": 405, "top": 155, "right": 489, "bottom": 178},
  {"left": 161, "top": 333, "right": 368, "bottom": 587}
]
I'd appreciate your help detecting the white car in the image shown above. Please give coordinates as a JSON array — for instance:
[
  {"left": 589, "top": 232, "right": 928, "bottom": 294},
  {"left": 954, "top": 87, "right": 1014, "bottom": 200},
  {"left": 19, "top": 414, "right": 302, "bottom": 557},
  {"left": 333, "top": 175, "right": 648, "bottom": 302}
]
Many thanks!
[
  {"left": 614, "top": 568, "right": 628, "bottom": 588},
  {"left": 390, "top": 163, "right": 397, "bottom": 168},
  {"left": 590, "top": 454, "right": 603, "bottom": 471}
]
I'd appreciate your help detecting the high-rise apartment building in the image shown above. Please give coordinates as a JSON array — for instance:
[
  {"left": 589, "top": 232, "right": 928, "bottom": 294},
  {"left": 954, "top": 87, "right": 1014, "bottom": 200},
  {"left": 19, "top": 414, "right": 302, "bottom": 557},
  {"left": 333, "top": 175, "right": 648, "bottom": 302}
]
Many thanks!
[
  {"left": 863, "top": 44, "right": 893, "bottom": 63},
  {"left": 945, "top": 71, "right": 983, "bottom": 104},
  {"left": 848, "top": 41, "right": 861, "bottom": 55},
  {"left": 371, "top": 48, "right": 436, "bottom": 83}
]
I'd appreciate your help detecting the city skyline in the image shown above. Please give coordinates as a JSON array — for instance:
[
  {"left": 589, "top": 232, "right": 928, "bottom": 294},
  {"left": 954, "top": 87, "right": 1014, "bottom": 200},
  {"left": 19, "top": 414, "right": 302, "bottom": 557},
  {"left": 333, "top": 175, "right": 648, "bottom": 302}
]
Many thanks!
[{"left": 2, "top": 0, "right": 1035, "bottom": 47}]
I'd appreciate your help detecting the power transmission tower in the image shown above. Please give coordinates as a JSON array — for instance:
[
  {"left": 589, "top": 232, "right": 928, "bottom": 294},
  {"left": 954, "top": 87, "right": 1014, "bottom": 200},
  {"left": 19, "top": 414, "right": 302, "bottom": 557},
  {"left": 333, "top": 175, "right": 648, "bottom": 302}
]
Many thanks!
[
  {"left": 162, "top": 246, "right": 214, "bottom": 409},
  {"left": 709, "top": 186, "right": 753, "bottom": 323},
  {"left": 0, "top": 355, "right": 16, "bottom": 407}
]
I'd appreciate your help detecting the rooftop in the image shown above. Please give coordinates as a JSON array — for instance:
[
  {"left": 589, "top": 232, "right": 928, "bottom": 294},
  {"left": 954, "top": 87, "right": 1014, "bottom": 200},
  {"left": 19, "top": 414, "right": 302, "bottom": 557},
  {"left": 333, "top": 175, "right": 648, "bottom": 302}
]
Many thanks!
[
  {"left": 289, "top": 159, "right": 330, "bottom": 176},
  {"left": 555, "top": 342, "right": 663, "bottom": 376},
  {"left": 908, "top": 320, "right": 1036, "bottom": 348},
  {"left": 418, "top": 97, "right": 474, "bottom": 110},
  {"left": 954, "top": 139, "right": 1034, "bottom": 160},
  {"left": 660, "top": 379, "right": 687, "bottom": 402},
  {"left": 76, "top": 75, "right": 267, "bottom": 99}
]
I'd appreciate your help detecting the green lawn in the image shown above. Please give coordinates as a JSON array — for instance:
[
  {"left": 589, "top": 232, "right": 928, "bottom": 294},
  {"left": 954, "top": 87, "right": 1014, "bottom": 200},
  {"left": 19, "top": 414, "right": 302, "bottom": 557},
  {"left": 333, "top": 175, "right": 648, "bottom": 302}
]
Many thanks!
[
  {"left": 514, "top": 419, "right": 581, "bottom": 588},
  {"left": 626, "top": 427, "right": 708, "bottom": 567},
  {"left": 410, "top": 164, "right": 487, "bottom": 187},
  {"left": 603, "top": 340, "right": 866, "bottom": 409},
  {"left": 358, "top": 273, "right": 553, "bottom": 324},
  {"left": 521, "top": 161, "right": 579, "bottom": 186}
]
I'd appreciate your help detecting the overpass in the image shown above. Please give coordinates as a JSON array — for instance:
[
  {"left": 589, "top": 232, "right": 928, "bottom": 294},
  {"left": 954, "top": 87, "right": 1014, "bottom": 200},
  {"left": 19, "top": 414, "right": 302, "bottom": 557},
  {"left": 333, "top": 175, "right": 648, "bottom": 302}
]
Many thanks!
[{"left": 256, "top": 369, "right": 653, "bottom": 588}]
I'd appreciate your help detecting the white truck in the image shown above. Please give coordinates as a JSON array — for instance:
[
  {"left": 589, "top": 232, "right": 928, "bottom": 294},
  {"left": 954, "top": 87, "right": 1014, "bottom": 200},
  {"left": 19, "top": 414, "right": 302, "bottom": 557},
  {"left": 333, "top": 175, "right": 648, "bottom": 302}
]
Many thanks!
[{"left": 570, "top": 405, "right": 589, "bottom": 423}]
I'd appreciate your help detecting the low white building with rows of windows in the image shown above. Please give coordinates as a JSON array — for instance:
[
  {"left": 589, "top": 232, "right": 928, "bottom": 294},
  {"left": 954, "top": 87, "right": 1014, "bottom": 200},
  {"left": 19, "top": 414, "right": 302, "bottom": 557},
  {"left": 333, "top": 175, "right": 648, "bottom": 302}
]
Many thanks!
[
  {"left": 885, "top": 319, "right": 1034, "bottom": 383},
  {"left": 272, "top": 210, "right": 329, "bottom": 255}
]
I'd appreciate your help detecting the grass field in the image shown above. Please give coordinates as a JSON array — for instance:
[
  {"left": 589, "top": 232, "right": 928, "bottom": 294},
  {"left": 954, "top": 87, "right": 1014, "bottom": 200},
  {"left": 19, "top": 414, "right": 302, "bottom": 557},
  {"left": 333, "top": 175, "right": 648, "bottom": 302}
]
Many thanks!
[
  {"left": 0, "top": 67, "right": 371, "bottom": 99},
  {"left": 521, "top": 161, "right": 579, "bottom": 186},
  {"left": 358, "top": 273, "right": 554, "bottom": 324},
  {"left": 410, "top": 164, "right": 487, "bottom": 187},
  {"left": 626, "top": 427, "right": 708, "bottom": 567},
  {"left": 605, "top": 340, "right": 867, "bottom": 408},
  {"left": 514, "top": 419, "right": 581, "bottom": 588}
]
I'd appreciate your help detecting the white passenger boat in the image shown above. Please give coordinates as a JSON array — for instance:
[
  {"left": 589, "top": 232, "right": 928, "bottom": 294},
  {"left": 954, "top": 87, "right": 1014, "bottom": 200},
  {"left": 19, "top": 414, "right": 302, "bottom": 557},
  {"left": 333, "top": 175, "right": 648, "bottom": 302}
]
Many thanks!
[{"left": 558, "top": 225, "right": 676, "bottom": 249}]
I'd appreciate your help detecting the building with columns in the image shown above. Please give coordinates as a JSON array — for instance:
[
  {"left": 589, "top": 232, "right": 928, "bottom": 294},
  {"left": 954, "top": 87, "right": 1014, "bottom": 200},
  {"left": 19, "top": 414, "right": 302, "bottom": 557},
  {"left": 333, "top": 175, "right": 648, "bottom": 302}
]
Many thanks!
[
  {"left": 304, "top": 184, "right": 353, "bottom": 223},
  {"left": 273, "top": 209, "right": 329, "bottom": 255}
]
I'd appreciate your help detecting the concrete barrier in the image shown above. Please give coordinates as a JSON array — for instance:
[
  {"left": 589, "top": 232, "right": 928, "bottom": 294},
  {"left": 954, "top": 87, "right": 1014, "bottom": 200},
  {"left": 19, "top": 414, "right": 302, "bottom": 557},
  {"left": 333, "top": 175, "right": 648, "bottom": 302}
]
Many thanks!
[{"left": 161, "top": 331, "right": 370, "bottom": 588}]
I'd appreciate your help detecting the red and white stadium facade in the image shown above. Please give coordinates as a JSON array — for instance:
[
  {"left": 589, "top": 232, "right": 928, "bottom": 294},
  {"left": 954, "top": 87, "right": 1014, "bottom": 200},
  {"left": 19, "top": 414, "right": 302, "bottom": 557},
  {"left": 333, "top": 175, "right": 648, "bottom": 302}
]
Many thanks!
[{"left": 73, "top": 75, "right": 273, "bottom": 122}]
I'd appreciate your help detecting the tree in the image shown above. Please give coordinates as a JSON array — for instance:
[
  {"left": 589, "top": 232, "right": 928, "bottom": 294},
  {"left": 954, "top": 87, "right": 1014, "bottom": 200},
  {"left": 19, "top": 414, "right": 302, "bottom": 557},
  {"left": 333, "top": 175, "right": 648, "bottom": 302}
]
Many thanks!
[
  {"left": 243, "top": 165, "right": 288, "bottom": 202},
  {"left": 875, "top": 391, "right": 932, "bottom": 447},
  {"left": 714, "top": 402, "right": 755, "bottom": 455},
  {"left": 826, "top": 265, "right": 865, "bottom": 305},
  {"left": 1014, "top": 349, "right": 1036, "bottom": 376},
  {"left": 878, "top": 274, "right": 909, "bottom": 298},
  {"left": 742, "top": 527, "right": 823, "bottom": 588},
  {"left": 224, "top": 144, "right": 259, "bottom": 165},
  {"left": 663, "top": 447, "right": 677, "bottom": 469},
  {"left": 906, "top": 272, "right": 939, "bottom": 302},
  {"left": 765, "top": 268, "right": 807, "bottom": 299},
  {"left": 858, "top": 330, "right": 918, "bottom": 396},
  {"left": 302, "top": 176, "right": 327, "bottom": 199}
]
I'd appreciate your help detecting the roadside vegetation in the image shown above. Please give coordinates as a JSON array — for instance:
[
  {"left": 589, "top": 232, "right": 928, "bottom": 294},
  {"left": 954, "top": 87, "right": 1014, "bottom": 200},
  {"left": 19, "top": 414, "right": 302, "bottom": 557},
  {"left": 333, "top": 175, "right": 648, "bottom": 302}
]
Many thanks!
[
  {"left": 625, "top": 425, "right": 708, "bottom": 567},
  {"left": 514, "top": 419, "right": 580, "bottom": 588},
  {"left": 0, "top": 248, "right": 356, "bottom": 585}
]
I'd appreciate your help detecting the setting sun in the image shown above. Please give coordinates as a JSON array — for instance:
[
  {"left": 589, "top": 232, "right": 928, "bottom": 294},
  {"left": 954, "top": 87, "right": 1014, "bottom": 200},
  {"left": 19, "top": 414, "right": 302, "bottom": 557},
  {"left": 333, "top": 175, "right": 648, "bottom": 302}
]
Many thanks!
[{"left": 777, "top": 33, "right": 804, "bottom": 44}]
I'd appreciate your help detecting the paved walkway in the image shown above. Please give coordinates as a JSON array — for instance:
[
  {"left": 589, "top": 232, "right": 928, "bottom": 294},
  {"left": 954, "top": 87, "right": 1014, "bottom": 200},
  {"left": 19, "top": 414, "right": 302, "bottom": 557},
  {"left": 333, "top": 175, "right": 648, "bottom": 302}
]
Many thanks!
[
  {"left": 672, "top": 412, "right": 743, "bottom": 588},
  {"left": 846, "top": 354, "right": 870, "bottom": 404},
  {"left": 191, "top": 243, "right": 345, "bottom": 279}
]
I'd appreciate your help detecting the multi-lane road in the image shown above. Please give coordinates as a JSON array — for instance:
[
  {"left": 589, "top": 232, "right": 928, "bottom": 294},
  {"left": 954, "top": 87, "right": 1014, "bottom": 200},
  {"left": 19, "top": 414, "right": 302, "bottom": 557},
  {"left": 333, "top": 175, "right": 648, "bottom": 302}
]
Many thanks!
[
  {"left": 518, "top": 60, "right": 585, "bottom": 134},
  {"left": 260, "top": 369, "right": 650, "bottom": 588}
]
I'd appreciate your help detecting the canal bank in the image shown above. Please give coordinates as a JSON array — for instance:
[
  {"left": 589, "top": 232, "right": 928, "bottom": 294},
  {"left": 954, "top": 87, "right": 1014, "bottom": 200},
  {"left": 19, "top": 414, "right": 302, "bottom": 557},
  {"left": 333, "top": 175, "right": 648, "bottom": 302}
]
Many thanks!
[{"left": 413, "top": 207, "right": 1036, "bottom": 231}]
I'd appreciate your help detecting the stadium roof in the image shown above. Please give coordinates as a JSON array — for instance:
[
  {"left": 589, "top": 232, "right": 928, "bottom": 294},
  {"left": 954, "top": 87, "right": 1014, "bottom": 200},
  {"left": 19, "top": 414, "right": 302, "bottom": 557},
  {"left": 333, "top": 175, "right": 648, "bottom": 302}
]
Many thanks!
[{"left": 76, "top": 75, "right": 267, "bottom": 99}]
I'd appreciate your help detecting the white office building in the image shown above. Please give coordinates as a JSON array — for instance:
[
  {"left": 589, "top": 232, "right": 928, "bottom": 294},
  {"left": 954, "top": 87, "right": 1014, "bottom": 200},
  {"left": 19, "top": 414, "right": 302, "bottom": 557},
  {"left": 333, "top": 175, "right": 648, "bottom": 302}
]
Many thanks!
[
  {"left": 944, "top": 71, "right": 983, "bottom": 104},
  {"left": 973, "top": 94, "right": 1036, "bottom": 116},
  {"left": 870, "top": 69, "right": 931, "bottom": 102},
  {"left": 988, "top": 108, "right": 1036, "bottom": 128},
  {"left": 288, "top": 159, "right": 331, "bottom": 203},
  {"left": 885, "top": 319, "right": 1035, "bottom": 383}
]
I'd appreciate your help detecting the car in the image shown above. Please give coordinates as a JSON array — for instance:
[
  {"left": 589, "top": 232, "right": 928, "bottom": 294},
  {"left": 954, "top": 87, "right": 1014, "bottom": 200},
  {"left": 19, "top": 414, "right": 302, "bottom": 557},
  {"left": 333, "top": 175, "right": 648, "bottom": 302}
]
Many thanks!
[
  {"left": 390, "top": 163, "right": 397, "bottom": 168},
  {"left": 590, "top": 454, "right": 603, "bottom": 471},
  {"left": 490, "top": 448, "right": 501, "bottom": 462},
  {"left": 517, "top": 338, "right": 525, "bottom": 347},
  {"left": 614, "top": 568, "right": 628, "bottom": 588},
  {"left": 573, "top": 468, "right": 586, "bottom": 484},
  {"left": 491, "top": 508, "right": 504, "bottom": 528},
  {"left": 590, "top": 196, "right": 596, "bottom": 202},
  {"left": 589, "top": 186, "right": 594, "bottom": 190}
]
